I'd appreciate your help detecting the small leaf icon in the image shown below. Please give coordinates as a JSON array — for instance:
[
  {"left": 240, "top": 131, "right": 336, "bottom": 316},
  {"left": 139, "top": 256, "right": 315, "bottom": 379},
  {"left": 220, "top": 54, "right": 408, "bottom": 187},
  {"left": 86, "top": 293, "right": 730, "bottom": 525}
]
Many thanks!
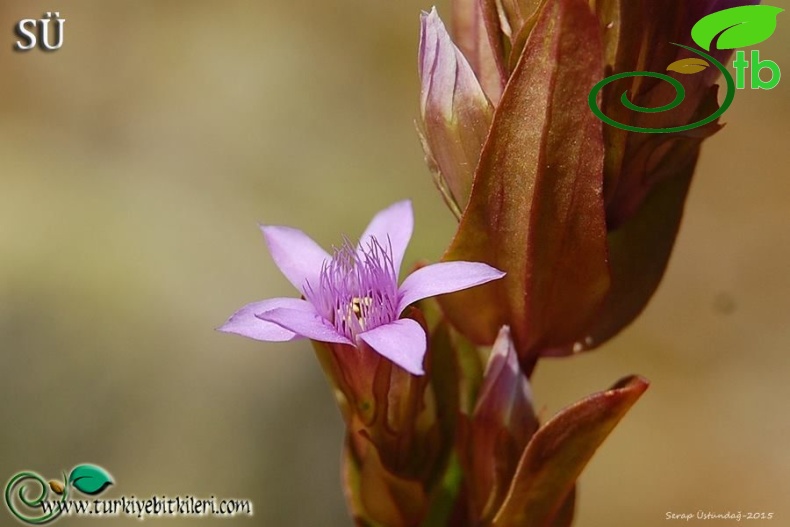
[
  {"left": 667, "top": 57, "right": 710, "bottom": 74},
  {"left": 691, "top": 5, "right": 784, "bottom": 51},
  {"left": 68, "top": 464, "right": 113, "bottom": 495},
  {"left": 48, "top": 480, "right": 65, "bottom": 495}
]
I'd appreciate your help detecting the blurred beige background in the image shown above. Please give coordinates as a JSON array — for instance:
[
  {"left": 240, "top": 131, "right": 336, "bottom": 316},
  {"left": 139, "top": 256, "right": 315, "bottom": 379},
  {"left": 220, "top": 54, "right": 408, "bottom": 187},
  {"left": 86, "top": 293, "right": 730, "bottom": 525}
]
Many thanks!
[{"left": 0, "top": 1, "right": 787, "bottom": 526}]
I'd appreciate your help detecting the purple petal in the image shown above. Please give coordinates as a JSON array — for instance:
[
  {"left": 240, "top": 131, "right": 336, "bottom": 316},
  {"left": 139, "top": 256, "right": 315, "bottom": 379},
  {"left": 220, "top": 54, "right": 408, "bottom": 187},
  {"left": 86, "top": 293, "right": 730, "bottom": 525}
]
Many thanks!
[
  {"left": 358, "top": 318, "right": 426, "bottom": 375},
  {"left": 442, "top": 3, "right": 504, "bottom": 105},
  {"left": 358, "top": 200, "right": 413, "bottom": 273},
  {"left": 261, "top": 225, "right": 330, "bottom": 294},
  {"left": 257, "top": 307, "right": 352, "bottom": 345},
  {"left": 218, "top": 298, "right": 310, "bottom": 342},
  {"left": 397, "top": 261, "right": 505, "bottom": 314}
]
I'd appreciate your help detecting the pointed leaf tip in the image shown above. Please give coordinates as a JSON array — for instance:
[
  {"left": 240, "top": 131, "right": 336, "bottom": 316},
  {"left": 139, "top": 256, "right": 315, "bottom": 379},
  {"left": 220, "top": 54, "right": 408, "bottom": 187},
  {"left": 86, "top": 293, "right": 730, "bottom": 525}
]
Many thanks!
[{"left": 492, "top": 375, "right": 648, "bottom": 526}]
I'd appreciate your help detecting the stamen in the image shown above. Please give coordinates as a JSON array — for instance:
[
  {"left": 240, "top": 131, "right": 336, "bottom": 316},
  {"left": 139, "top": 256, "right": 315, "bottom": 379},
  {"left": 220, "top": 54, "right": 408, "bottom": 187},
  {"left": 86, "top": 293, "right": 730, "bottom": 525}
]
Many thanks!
[{"left": 304, "top": 236, "right": 399, "bottom": 341}]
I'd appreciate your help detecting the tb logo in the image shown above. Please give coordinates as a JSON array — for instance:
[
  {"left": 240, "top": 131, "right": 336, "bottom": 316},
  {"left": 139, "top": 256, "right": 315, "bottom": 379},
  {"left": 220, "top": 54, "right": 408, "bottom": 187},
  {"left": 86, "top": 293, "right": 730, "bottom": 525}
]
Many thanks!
[
  {"left": 733, "top": 50, "right": 780, "bottom": 90},
  {"left": 589, "top": 5, "right": 783, "bottom": 134},
  {"left": 14, "top": 12, "right": 65, "bottom": 52}
]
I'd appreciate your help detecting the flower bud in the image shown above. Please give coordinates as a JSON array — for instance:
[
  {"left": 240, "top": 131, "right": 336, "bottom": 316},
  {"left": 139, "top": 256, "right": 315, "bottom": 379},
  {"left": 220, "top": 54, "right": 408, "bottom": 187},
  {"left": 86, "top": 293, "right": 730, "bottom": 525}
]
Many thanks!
[
  {"left": 418, "top": 7, "right": 494, "bottom": 216},
  {"left": 458, "top": 326, "right": 537, "bottom": 522},
  {"left": 449, "top": 0, "right": 506, "bottom": 104}
]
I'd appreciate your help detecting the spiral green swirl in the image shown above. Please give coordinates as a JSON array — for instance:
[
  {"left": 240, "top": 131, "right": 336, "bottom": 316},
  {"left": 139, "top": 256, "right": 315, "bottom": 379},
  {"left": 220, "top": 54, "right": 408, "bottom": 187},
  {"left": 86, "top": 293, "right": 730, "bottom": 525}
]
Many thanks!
[
  {"left": 588, "top": 43, "right": 735, "bottom": 134},
  {"left": 4, "top": 471, "right": 67, "bottom": 524}
]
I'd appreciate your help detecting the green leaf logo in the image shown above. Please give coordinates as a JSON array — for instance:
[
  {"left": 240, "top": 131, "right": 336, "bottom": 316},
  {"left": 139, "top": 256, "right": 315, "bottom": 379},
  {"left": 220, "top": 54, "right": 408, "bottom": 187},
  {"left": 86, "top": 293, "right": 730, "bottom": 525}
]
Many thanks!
[
  {"left": 68, "top": 464, "right": 113, "bottom": 495},
  {"left": 692, "top": 5, "right": 784, "bottom": 51}
]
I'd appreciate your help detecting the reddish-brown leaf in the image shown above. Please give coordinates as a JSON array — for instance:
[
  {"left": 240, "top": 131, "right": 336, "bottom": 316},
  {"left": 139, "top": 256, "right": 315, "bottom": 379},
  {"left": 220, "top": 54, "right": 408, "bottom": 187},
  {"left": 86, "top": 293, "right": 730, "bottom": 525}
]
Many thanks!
[
  {"left": 574, "top": 86, "right": 720, "bottom": 351},
  {"left": 492, "top": 375, "right": 649, "bottom": 526},
  {"left": 440, "top": 0, "right": 610, "bottom": 368}
]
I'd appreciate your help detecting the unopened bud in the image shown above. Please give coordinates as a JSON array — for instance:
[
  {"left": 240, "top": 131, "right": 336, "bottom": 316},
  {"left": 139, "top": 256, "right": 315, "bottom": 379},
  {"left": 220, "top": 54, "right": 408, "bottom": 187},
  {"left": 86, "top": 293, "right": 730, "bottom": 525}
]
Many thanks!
[{"left": 418, "top": 7, "right": 493, "bottom": 217}]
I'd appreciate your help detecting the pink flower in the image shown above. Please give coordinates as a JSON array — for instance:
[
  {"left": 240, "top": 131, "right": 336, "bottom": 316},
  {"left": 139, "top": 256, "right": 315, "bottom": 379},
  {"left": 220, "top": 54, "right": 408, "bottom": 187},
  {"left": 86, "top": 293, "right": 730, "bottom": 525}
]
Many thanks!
[{"left": 219, "top": 200, "right": 504, "bottom": 375}]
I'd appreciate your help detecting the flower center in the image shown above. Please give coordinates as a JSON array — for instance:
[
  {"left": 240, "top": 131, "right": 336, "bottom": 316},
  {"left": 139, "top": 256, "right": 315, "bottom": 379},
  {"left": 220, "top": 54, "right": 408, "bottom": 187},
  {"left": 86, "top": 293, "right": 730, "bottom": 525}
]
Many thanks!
[{"left": 305, "top": 236, "right": 399, "bottom": 341}]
